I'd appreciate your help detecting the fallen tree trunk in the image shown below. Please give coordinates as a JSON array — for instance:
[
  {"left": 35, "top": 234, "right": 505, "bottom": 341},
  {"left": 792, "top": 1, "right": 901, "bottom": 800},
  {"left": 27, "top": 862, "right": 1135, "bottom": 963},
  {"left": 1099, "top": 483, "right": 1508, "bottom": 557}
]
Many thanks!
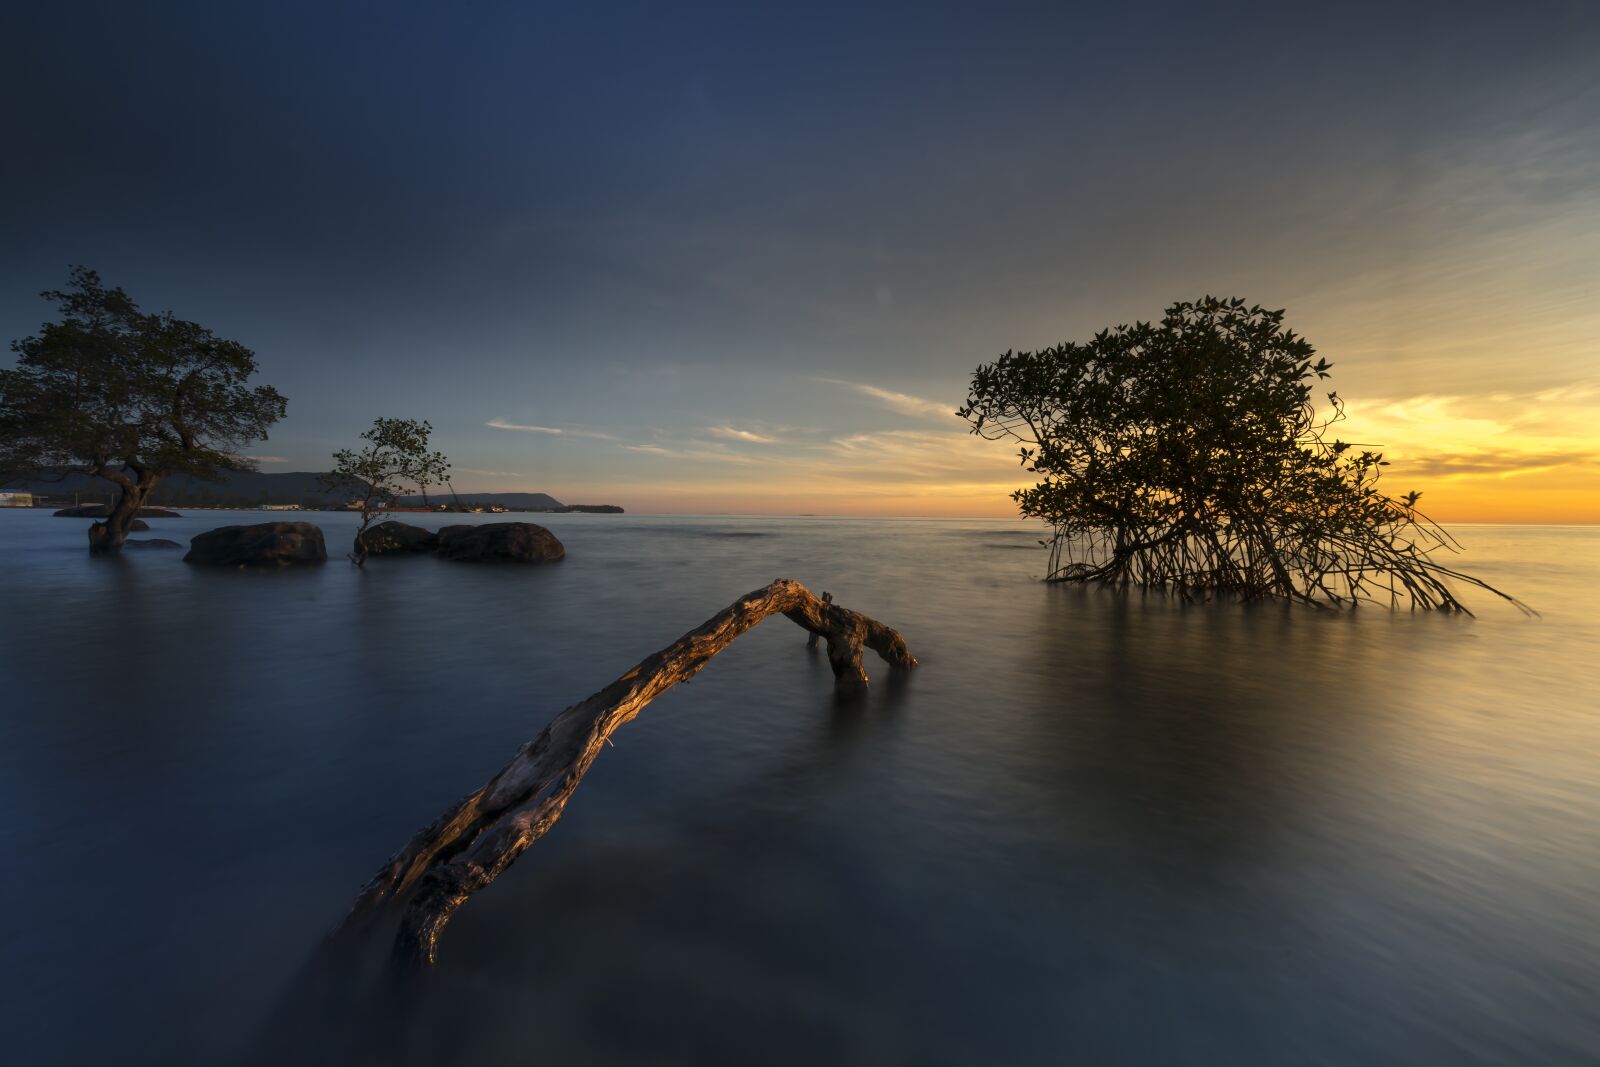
[{"left": 333, "top": 578, "right": 915, "bottom": 967}]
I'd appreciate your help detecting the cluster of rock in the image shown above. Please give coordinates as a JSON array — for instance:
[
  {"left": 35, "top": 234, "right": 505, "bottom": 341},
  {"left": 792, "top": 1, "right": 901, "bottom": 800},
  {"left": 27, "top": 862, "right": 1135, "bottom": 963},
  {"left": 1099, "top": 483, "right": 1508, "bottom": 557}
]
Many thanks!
[
  {"left": 363, "top": 520, "right": 438, "bottom": 555},
  {"left": 364, "top": 520, "right": 566, "bottom": 563},
  {"left": 180, "top": 520, "right": 565, "bottom": 567},
  {"left": 184, "top": 522, "right": 329, "bottom": 566}
]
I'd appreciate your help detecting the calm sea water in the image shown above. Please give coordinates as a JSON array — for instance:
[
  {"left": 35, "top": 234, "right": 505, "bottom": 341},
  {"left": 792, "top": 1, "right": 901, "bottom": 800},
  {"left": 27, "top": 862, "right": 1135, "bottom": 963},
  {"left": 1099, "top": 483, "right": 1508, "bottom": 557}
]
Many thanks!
[{"left": 1, "top": 509, "right": 1596, "bottom": 1065}]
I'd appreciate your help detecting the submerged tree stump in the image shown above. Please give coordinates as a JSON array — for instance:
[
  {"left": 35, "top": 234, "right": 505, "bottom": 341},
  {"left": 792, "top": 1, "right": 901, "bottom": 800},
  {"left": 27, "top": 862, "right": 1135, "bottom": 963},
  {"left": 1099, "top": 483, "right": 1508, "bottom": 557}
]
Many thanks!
[{"left": 334, "top": 578, "right": 915, "bottom": 967}]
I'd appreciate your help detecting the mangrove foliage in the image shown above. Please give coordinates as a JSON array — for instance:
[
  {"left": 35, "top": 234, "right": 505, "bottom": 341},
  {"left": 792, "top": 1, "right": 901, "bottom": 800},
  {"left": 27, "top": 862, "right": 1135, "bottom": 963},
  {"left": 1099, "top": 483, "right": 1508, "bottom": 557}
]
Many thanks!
[{"left": 959, "top": 297, "right": 1521, "bottom": 612}]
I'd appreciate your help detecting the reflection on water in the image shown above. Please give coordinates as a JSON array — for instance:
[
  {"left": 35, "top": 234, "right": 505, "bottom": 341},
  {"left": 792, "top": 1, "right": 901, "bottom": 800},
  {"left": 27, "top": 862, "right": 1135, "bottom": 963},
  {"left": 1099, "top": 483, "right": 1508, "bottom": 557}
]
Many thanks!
[{"left": 1, "top": 511, "right": 1596, "bottom": 1065}]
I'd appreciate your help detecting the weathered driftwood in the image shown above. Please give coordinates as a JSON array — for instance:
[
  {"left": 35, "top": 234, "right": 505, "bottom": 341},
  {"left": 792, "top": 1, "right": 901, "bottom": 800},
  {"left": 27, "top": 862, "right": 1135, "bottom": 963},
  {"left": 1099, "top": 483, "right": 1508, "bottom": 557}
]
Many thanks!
[{"left": 335, "top": 578, "right": 915, "bottom": 967}]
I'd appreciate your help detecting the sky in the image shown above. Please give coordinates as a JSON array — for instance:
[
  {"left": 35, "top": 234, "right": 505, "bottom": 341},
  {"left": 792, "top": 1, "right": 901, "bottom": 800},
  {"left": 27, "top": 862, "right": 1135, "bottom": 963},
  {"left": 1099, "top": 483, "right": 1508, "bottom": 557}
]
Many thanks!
[{"left": 2, "top": 0, "right": 1597, "bottom": 520}]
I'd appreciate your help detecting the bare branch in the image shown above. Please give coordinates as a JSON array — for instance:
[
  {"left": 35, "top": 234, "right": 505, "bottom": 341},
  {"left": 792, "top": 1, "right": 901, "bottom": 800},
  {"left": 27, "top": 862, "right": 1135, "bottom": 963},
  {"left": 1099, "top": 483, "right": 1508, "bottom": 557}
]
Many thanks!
[{"left": 331, "top": 578, "right": 915, "bottom": 967}]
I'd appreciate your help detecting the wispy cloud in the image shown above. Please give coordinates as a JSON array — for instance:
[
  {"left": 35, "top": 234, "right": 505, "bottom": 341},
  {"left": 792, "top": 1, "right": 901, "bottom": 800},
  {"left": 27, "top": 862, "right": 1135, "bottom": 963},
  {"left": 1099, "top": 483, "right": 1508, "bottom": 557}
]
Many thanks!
[
  {"left": 620, "top": 442, "right": 758, "bottom": 464},
  {"left": 486, "top": 418, "right": 562, "bottom": 434},
  {"left": 453, "top": 466, "right": 520, "bottom": 477},
  {"left": 1342, "top": 385, "right": 1600, "bottom": 483},
  {"left": 1397, "top": 451, "right": 1598, "bottom": 479},
  {"left": 486, "top": 418, "right": 617, "bottom": 440},
  {"left": 816, "top": 429, "right": 1020, "bottom": 482},
  {"left": 243, "top": 455, "right": 287, "bottom": 464},
  {"left": 813, "top": 377, "right": 954, "bottom": 419},
  {"left": 707, "top": 425, "right": 779, "bottom": 444}
]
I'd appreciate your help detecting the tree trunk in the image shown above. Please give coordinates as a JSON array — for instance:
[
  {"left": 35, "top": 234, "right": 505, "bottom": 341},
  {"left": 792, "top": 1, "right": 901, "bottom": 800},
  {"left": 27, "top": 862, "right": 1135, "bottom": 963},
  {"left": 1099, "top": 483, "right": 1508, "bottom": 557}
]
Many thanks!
[
  {"left": 351, "top": 512, "right": 372, "bottom": 567},
  {"left": 88, "top": 477, "right": 156, "bottom": 554},
  {"left": 331, "top": 578, "right": 915, "bottom": 968}
]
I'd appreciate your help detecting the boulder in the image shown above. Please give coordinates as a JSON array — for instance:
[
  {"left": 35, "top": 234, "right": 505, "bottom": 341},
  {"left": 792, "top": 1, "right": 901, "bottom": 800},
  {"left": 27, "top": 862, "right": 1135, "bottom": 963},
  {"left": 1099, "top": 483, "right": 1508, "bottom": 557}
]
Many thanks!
[
  {"left": 184, "top": 522, "right": 327, "bottom": 566},
  {"left": 125, "top": 538, "right": 182, "bottom": 550},
  {"left": 363, "top": 520, "right": 439, "bottom": 556},
  {"left": 436, "top": 522, "right": 565, "bottom": 563},
  {"left": 129, "top": 519, "right": 150, "bottom": 532}
]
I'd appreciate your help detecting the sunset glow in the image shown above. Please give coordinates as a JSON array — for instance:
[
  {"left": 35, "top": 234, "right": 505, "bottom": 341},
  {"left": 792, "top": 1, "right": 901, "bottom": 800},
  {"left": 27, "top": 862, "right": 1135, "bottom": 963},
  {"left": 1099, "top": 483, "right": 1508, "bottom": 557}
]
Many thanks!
[{"left": 3, "top": 4, "right": 1596, "bottom": 522}]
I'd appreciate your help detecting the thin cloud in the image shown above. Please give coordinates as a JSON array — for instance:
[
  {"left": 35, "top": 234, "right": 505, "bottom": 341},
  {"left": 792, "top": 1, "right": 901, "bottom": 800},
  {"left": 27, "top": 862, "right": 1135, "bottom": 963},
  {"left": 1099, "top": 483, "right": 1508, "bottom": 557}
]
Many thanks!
[
  {"left": 485, "top": 418, "right": 617, "bottom": 440},
  {"left": 1393, "top": 450, "right": 1597, "bottom": 479},
  {"left": 620, "top": 443, "right": 758, "bottom": 464},
  {"left": 821, "top": 429, "right": 1015, "bottom": 477},
  {"left": 813, "top": 377, "right": 954, "bottom": 419},
  {"left": 486, "top": 418, "right": 562, "bottom": 434},
  {"left": 242, "top": 455, "right": 288, "bottom": 463},
  {"left": 707, "top": 425, "right": 779, "bottom": 444},
  {"left": 1343, "top": 386, "right": 1600, "bottom": 480}
]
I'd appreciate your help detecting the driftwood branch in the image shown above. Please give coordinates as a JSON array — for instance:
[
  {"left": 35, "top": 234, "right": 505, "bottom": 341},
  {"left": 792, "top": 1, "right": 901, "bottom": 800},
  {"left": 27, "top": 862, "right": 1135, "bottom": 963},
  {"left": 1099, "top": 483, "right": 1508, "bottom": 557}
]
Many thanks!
[{"left": 333, "top": 578, "right": 915, "bottom": 967}]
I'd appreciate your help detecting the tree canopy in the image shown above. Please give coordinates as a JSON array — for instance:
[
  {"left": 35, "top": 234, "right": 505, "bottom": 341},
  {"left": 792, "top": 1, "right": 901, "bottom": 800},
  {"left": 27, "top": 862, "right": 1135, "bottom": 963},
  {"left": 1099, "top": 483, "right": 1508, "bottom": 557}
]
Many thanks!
[
  {"left": 959, "top": 297, "right": 1521, "bottom": 612},
  {"left": 0, "top": 267, "right": 287, "bottom": 550},
  {"left": 322, "top": 416, "right": 451, "bottom": 565}
]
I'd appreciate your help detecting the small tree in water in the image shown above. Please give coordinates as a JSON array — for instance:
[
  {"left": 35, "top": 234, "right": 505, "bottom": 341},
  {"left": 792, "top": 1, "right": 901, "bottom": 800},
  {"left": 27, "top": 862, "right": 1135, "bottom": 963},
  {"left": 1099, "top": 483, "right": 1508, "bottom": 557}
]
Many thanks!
[
  {"left": 0, "top": 268, "right": 287, "bottom": 553},
  {"left": 323, "top": 417, "right": 451, "bottom": 566},
  {"left": 959, "top": 297, "right": 1521, "bottom": 612}
]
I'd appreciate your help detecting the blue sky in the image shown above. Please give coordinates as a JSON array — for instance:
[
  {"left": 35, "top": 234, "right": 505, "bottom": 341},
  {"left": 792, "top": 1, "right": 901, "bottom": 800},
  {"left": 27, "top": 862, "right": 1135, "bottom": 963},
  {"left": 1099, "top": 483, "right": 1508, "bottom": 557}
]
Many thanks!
[{"left": 3, "top": 1, "right": 1597, "bottom": 516}]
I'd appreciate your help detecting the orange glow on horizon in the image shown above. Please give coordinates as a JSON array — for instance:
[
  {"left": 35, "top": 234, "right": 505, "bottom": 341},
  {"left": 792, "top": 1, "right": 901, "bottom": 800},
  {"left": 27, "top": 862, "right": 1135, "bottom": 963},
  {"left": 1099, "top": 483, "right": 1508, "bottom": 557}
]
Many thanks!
[{"left": 479, "top": 378, "right": 1600, "bottom": 524}]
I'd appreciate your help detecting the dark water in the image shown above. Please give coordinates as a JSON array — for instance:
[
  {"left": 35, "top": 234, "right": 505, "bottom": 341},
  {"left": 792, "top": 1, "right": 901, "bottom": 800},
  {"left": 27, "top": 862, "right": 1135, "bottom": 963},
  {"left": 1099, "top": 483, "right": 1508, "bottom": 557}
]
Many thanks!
[{"left": 1, "top": 510, "right": 1596, "bottom": 1065}]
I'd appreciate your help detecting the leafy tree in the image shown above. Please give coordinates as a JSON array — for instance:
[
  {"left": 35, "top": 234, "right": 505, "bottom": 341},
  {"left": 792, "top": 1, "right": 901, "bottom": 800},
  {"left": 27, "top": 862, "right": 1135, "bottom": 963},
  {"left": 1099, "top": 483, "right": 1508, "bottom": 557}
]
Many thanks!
[
  {"left": 0, "top": 268, "right": 287, "bottom": 552},
  {"left": 322, "top": 417, "right": 451, "bottom": 566},
  {"left": 959, "top": 297, "right": 1521, "bottom": 612}
]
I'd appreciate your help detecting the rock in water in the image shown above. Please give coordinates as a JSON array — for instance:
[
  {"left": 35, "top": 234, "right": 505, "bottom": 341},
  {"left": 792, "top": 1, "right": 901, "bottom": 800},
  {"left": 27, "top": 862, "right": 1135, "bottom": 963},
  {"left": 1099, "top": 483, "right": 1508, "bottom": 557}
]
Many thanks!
[
  {"left": 125, "top": 538, "right": 182, "bottom": 549},
  {"left": 184, "top": 522, "right": 328, "bottom": 566},
  {"left": 137, "top": 507, "right": 181, "bottom": 518},
  {"left": 436, "top": 522, "right": 564, "bottom": 563},
  {"left": 363, "top": 520, "right": 439, "bottom": 556}
]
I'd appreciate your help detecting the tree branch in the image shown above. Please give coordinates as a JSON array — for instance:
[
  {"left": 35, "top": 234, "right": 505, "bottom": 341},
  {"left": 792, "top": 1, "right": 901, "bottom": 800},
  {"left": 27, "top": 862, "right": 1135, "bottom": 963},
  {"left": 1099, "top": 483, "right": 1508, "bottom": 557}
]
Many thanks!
[
  {"left": 331, "top": 578, "right": 915, "bottom": 967},
  {"left": 88, "top": 461, "right": 134, "bottom": 490}
]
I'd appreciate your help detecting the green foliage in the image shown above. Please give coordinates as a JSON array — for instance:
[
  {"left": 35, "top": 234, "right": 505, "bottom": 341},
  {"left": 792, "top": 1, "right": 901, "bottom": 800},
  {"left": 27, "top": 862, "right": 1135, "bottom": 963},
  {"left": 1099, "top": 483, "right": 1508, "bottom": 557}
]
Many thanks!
[
  {"left": 0, "top": 267, "right": 287, "bottom": 550},
  {"left": 322, "top": 417, "right": 451, "bottom": 564},
  {"left": 1, "top": 268, "right": 287, "bottom": 484},
  {"left": 960, "top": 297, "right": 1521, "bottom": 612}
]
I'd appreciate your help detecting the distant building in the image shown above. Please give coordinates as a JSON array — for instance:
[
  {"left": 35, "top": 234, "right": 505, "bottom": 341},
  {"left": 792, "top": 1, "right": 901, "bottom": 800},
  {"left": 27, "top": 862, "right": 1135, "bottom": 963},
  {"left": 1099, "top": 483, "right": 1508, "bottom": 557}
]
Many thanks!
[
  {"left": 261, "top": 503, "right": 301, "bottom": 511},
  {"left": 0, "top": 491, "right": 34, "bottom": 507}
]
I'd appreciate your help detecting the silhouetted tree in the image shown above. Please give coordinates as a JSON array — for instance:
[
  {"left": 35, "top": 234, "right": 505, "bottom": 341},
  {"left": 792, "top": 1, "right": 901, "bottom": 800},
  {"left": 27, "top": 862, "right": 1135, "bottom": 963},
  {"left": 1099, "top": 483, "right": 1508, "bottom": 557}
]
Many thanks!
[
  {"left": 960, "top": 297, "right": 1521, "bottom": 612},
  {"left": 322, "top": 417, "right": 450, "bottom": 566},
  {"left": 0, "top": 268, "right": 287, "bottom": 552}
]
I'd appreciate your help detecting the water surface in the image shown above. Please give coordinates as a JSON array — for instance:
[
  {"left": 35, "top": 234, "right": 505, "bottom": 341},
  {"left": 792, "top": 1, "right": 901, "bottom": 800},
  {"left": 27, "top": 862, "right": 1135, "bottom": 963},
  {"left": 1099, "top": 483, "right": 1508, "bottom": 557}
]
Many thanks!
[{"left": 1, "top": 510, "right": 1596, "bottom": 1065}]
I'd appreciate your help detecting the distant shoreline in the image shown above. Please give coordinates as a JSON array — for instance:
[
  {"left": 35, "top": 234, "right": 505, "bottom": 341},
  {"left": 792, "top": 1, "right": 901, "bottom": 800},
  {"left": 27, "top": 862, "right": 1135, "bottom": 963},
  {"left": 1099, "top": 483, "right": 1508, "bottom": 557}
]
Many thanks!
[
  {"left": 4, "top": 503, "right": 625, "bottom": 515},
  {"left": 1, "top": 506, "right": 1591, "bottom": 526}
]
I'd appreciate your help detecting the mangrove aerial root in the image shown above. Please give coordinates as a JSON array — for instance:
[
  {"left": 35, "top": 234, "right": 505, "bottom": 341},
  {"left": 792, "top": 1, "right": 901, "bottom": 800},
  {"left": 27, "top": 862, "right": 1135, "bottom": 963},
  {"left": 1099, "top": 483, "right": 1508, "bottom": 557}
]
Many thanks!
[{"left": 332, "top": 578, "right": 915, "bottom": 967}]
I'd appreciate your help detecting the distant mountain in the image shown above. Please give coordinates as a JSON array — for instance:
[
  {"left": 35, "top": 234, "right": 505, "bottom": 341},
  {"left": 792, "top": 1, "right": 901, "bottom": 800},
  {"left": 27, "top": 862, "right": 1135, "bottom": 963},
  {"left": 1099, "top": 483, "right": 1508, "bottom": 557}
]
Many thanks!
[
  {"left": 0, "top": 470, "right": 605, "bottom": 511},
  {"left": 396, "top": 490, "right": 562, "bottom": 510},
  {"left": 2, "top": 469, "right": 350, "bottom": 506}
]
